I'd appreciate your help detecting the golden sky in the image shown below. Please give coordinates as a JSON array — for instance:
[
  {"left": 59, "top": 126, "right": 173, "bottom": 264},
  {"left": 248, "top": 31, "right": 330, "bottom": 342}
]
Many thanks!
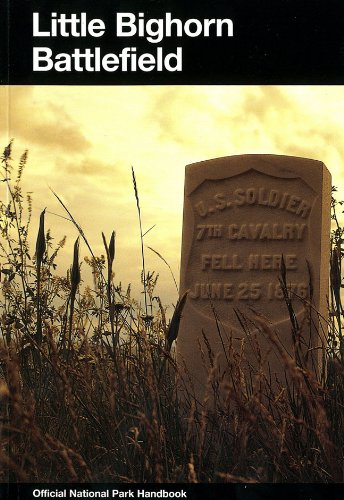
[{"left": 1, "top": 86, "right": 344, "bottom": 310}]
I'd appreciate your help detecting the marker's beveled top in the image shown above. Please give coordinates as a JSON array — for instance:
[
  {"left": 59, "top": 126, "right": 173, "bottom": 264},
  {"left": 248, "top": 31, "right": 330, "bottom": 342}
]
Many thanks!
[
  {"left": 186, "top": 153, "right": 327, "bottom": 169},
  {"left": 185, "top": 154, "right": 330, "bottom": 195}
]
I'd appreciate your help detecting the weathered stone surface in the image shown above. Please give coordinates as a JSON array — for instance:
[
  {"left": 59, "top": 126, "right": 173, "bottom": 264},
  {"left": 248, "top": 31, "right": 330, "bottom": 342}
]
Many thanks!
[{"left": 178, "top": 155, "right": 331, "bottom": 395}]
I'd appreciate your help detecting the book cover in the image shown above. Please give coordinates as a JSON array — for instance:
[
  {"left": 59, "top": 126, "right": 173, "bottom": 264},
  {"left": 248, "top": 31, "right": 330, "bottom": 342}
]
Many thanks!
[{"left": 1, "top": 0, "right": 344, "bottom": 498}]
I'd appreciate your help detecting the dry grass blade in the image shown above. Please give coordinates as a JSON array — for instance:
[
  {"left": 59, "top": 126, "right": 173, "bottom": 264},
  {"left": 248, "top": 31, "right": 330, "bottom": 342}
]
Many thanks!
[
  {"left": 35, "top": 208, "right": 46, "bottom": 344},
  {"left": 109, "top": 230, "right": 115, "bottom": 263},
  {"left": 331, "top": 246, "right": 343, "bottom": 314},
  {"left": 147, "top": 246, "right": 179, "bottom": 293},
  {"left": 50, "top": 187, "right": 103, "bottom": 278},
  {"left": 102, "top": 231, "right": 110, "bottom": 264},
  {"left": 68, "top": 237, "right": 80, "bottom": 352},
  {"left": 71, "top": 237, "right": 81, "bottom": 291},
  {"left": 35, "top": 209, "right": 46, "bottom": 267},
  {"left": 102, "top": 230, "right": 116, "bottom": 269},
  {"left": 102, "top": 230, "right": 119, "bottom": 351},
  {"left": 131, "top": 166, "right": 148, "bottom": 318},
  {"left": 166, "top": 290, "right": 189, "bottom": 350}
]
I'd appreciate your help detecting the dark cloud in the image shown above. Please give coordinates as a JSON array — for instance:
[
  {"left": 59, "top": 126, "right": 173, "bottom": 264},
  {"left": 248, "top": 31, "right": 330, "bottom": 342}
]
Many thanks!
[
  {"left": 148, "top": 88, "right": 207, "bottom": 147},
  {"left": 6, "top": 87, "right": 90, "bottom": 154},
  {"left": 145, "top": 86, "right": 344, "bottom": 189},
  {"left": 239, "top": 86, "right": 292, "bottom": 121},
  {"left": 226, "top": 86, "right": 344, "bottom": 166},
  {"left": 56, "top": 157, "right": 122, "bottom": 177}
]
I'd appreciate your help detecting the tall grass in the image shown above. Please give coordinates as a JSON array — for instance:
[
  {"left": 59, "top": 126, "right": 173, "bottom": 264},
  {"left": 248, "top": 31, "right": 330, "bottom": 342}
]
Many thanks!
[{"left": 0, "top": 142, "right": 343, "bottom": 483}]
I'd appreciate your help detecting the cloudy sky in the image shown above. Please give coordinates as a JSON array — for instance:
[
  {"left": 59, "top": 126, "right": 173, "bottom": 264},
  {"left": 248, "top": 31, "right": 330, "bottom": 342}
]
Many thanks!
[{"left": 1, "top": 86, "right": 344, "bottom": 311}]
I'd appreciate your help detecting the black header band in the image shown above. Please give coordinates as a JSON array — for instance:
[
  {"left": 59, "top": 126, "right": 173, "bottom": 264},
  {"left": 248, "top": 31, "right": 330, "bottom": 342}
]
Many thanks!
[{"left": 2, "top": 0, "right": 344, "bottom": 84}]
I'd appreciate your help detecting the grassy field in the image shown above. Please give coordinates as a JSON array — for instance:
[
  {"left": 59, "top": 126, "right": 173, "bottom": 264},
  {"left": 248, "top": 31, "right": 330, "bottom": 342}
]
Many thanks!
[{"left": 0, "top": 142, "right": 343, "bottom": 483}]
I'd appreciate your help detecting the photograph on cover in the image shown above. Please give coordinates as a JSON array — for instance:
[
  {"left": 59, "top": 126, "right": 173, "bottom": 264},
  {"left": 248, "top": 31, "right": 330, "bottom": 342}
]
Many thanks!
[{"left": 0, "top": 85, "right": 344, "bottom": 483}]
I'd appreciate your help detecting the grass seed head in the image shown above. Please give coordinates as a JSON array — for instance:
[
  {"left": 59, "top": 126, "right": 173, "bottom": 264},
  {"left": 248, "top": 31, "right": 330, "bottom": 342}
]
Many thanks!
[
  {"left": 35, "top": 208, "right": 46, "bottom": 268},
  {"left": 71, "top": 237, "right": 81, "bottom": 290},
  {"left": 109, "top": 230, "right": 115, "bottom": 263}
]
